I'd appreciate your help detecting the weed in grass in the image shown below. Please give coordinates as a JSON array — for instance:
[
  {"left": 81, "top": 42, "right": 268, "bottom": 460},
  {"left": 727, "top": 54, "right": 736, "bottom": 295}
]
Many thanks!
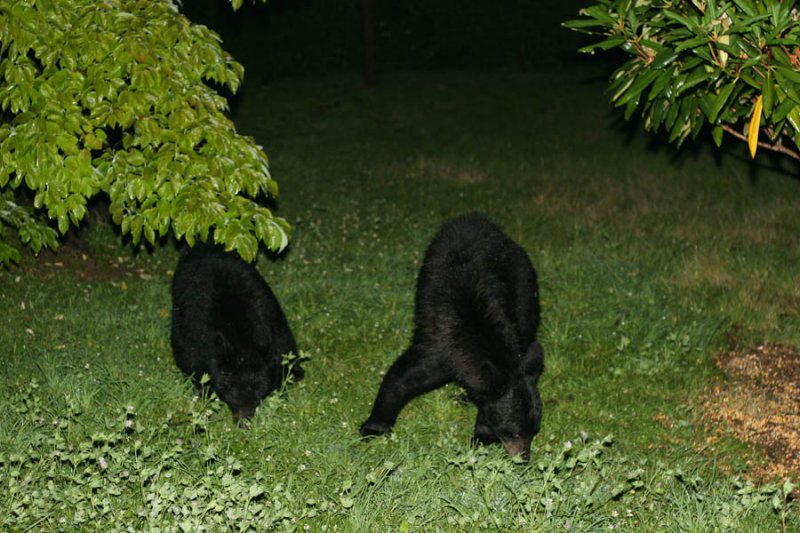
[
  {"left": 1, "top": 377, "right": 341, "bottom": 530},
  {"left": 4, "top": 368, "right": 794, "bottom": 530}
]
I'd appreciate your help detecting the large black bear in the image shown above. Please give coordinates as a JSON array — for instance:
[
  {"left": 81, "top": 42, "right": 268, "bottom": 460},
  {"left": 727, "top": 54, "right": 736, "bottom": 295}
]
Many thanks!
[
  {"left": 360, "top": 213, "right": 544, "bottom": 460},
  {"left": 171, "top": 243, "right": 303, "bottom": 424}
]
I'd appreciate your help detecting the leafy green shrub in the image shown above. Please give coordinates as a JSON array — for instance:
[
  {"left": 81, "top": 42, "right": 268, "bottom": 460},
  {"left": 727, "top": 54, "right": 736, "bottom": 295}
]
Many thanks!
[
  {"left": 0, "top": 0, "right": 288, "bottom": 266},
  {"left": 565, "top": 0, "right": 800, "bottom": 162}
]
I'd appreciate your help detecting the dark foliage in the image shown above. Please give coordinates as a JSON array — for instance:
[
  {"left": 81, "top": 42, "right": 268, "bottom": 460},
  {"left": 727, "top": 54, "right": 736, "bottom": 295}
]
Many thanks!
[{"left": 180, "top": 0, "right": 584, "bottom": 77}]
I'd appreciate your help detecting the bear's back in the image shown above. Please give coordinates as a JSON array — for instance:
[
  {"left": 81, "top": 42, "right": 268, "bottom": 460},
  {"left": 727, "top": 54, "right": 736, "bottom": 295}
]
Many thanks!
[
  {"left": 413, "top": 213, "right": 540, "bottom": 370},
  {"left": 171, "top": 244, "right": 295, "bottom": 374}
]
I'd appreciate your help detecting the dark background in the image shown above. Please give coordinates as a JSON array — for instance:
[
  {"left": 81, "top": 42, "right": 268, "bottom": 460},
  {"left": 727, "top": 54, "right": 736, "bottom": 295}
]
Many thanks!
[{"left": 180, "top": 0, "right": 594, "bottom": 81}]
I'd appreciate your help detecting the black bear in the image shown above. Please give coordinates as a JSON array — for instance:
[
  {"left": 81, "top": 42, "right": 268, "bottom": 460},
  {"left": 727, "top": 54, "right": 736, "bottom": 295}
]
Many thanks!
[
  {"left": 171, "top": 243, "right": 303, "bottom": 424},
  {"left": 360, "top": 213, "right": 544, "bottom": 460}
]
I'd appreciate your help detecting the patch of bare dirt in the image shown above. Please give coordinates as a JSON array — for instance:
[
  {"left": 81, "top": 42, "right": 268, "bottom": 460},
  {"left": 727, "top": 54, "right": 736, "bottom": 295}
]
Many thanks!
[
  {"left": 17, "top": 235, "right": 160, "bottom": 282},
  {"left": 702, "top": 344, "right": 800, "bottom": 482}
]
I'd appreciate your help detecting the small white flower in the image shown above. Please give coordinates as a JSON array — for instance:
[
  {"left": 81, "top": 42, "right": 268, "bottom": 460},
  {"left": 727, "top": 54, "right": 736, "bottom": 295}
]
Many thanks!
[{"left": 98, "top": 457, "right": 108, "bottom": 470}]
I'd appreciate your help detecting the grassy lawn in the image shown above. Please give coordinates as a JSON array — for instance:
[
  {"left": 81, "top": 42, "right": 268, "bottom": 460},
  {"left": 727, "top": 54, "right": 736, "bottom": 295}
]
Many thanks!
[{"left": 2, "top": 55, "right": 800, "bottom": 529}]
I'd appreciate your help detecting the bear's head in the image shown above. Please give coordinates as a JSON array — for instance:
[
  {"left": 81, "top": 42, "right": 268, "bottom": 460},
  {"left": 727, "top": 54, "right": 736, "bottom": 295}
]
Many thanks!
[
  {"left": 210, "top": 333, "right": 283, "bottom": 425},
  {"left": 480, "top": 341, "right": 544, "bottom": 460}
]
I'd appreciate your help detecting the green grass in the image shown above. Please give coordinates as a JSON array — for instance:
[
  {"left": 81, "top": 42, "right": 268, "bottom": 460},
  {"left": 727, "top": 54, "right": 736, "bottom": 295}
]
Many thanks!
[{"left": 2, "top": 61, "right": 800, "bottom": 530}]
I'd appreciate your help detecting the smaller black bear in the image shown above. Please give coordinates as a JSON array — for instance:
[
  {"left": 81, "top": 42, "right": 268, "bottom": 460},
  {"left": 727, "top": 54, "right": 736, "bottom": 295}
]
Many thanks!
[
  {"left": 360, "top": 213, "right": 544, "bottom": 460},
  {"left": 171, "top": 243, "right": 303, "bottom": 424}
]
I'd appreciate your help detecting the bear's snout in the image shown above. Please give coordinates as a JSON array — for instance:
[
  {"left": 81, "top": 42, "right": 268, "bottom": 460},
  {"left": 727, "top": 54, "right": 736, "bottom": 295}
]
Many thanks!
[
  {"left": 232, "top": 407, "right": 256, "bottom": 427},
  {"left": 501, "top": 438, "right": 531, "bottom": 461}
]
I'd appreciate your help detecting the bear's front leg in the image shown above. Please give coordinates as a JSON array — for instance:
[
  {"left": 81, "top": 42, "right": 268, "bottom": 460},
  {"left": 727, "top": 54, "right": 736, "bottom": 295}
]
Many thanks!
[
  {"left": 472, "top": 408, "right": 500, "bottom": 445},
  {"left": 360, "top": 346, "right": 452, "bottom": 437}
]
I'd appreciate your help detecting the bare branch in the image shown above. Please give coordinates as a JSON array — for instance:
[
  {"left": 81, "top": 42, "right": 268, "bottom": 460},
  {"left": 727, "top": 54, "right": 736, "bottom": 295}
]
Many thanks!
[{"left": 721, "top": 125, "right": 800, "bottom": 162}]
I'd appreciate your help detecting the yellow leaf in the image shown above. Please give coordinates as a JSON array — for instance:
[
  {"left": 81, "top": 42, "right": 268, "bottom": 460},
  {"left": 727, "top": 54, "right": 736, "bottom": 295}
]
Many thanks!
[
  {"left": 748, "top": 95, "right": 763, "bottom": 158},
  {"left": 718, "top": 35, "right": 729, "bottom": 68}
]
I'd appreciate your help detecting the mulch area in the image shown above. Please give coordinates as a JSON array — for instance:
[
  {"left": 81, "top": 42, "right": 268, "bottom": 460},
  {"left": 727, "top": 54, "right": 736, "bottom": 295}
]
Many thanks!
[
  {"left": 16, "top": 231, "right": 161, "bottom": 282},
  {"left": 702, "top": 343, "right": 800, "bottom": 482}
]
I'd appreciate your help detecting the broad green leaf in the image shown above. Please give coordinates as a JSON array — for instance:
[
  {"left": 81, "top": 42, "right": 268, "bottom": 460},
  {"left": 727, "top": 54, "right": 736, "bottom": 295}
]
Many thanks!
[
  {"left": 712, "top": 125, "right": 724, "bottom": 146},
  {"left": 675, "top": 69, "right": 714, "bottom": 96},
  {"left": 623, "top": 96, "right": 640, "bottom": 120},
  {"left": 697, "top": 94, "right": 713, "bottom": 120},
  {"left": 762, "top": 72, "right": 774, "bottom": 118},
  {"left": 775, "top": 66, "right": 800, "bottom": 85},
  {"left": 616, "top": 69, "right": 661, "bottom": 106},
  {"left": 650, "top": 50, "right": 680, "bottom": 70},
  {"left": 662, "top": 10, "right": 694, "bottom": 29},
  {"left": 649, "top": 98, "right": 669, "bottom": 128},
  {"left": 708, "top": 82, "right": 736, "bottom": 122},
  {"left": 565, "top": 19, "right": 614, "bottom": 31},
  {"left": 578, "top": 5, "right": 620, "bottom": 25},
  {"left": 578, "top": 36, "right": 627, "bottom": 54},
  {"left": 732, "top": 0, "right": 759, "bottom": 17},
  {"left": 647, "top": 70, "right": 674, "bottom": 102},
  {"left": 674, "top": 36, "right": 708, "bottom": 53},
  {"left": 787, "top": 108, "right": 800, "bottom": 133}
]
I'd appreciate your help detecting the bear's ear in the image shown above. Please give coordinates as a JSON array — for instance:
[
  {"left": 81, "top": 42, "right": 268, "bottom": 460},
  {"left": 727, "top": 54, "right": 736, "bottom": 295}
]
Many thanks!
[
  {"left": 465, "top": 359, "right": 510, "bottom": 403},
  {"left": 522, "top": 341, "right": 544, "bottom": 379}
]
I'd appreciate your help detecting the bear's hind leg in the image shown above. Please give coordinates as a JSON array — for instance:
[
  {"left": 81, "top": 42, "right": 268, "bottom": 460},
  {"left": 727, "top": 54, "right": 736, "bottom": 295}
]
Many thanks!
[{"left": 360, "top": 346, "right": 452, "bottom": 436}]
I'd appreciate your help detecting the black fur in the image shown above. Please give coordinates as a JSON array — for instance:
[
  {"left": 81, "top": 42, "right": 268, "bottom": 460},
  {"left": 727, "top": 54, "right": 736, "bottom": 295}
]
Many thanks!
[
  {"left": 360, "top": 213, "right": 543, "bottom": 460},
  {"left": 171, "top": 243, "right": 303, "bottom": 423}
]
